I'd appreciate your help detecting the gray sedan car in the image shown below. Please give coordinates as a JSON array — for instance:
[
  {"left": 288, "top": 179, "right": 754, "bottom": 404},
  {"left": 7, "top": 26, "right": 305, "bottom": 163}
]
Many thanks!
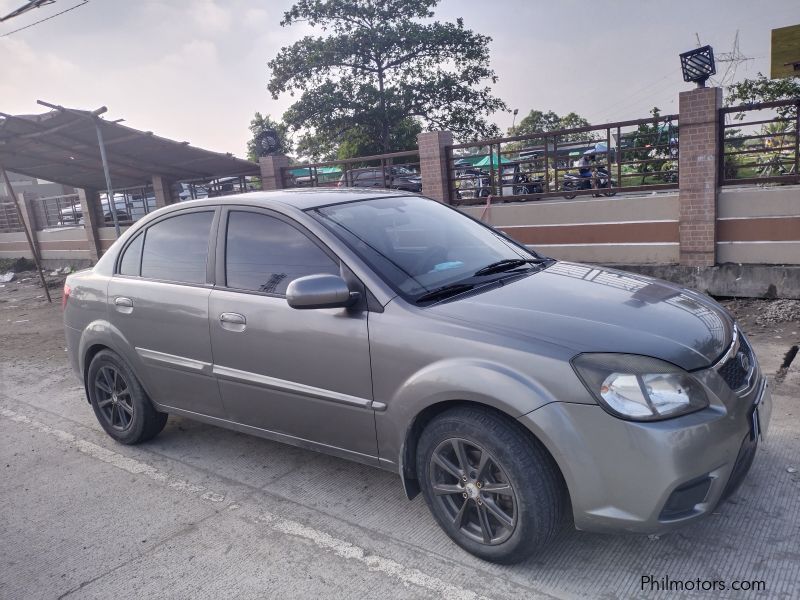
[{"left": 63, "top": 190, "right": 772, "bottom": 563}]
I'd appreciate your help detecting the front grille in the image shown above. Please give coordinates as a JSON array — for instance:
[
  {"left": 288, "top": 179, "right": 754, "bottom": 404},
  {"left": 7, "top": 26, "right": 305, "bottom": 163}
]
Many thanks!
[{"left": 717, "top": 334, "right": 754, "bottom": 391}]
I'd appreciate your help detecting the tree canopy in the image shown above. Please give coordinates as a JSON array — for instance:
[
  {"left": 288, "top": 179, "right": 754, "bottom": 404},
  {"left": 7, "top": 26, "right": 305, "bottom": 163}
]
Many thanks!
[
  {"left": 726, "top": 73, "right": 800, "bottom": 120},
  {"left": 268, "top": 0, "right": 507, "bottom": 157},
  {"left": 507, "top": 110, "right": 592, "bottom": 143},
  {"left": 246, "top": 112, "right": 293, "bottom": 162},
  {"left": 726, "top": 73, "right": 800, "bottom": 106}
]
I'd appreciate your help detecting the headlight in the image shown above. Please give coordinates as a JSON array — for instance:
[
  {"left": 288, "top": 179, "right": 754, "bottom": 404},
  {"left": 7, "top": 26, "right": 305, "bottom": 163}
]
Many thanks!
[{"left": 571, "top": 353, "right": 708, "bottom": 421}]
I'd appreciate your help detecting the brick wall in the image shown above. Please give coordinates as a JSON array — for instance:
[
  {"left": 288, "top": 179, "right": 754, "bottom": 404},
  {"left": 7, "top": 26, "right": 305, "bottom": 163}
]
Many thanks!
[
  {"left": 677, "top": 87, "right": 721, "bottom": 267},
  {"left": 417, "top": 131, "right": 453, "bottom": 203},
  {"left": 259, "top": 155, "right": 290, "bottom": 191}
]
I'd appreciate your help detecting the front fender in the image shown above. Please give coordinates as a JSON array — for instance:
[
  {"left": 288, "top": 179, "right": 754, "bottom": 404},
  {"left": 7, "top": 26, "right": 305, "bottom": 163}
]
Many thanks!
[{"left": 375, "top": 358, "right": 561, "bottom": 482}]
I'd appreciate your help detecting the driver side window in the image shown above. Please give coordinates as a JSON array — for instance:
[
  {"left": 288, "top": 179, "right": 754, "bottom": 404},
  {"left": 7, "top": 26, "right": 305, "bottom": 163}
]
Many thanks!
[{"left": 224, "top": 211, "right": 339, "bottom": 295}]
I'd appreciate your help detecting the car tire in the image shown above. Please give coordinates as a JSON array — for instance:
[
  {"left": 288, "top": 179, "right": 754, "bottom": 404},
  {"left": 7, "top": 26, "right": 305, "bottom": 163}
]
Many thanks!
[
  {"left": 416, "top": 406, "right": 566, "bottom": 564},
  {"left": 87, "top": 349, "right": 168, "bottom": 445}
]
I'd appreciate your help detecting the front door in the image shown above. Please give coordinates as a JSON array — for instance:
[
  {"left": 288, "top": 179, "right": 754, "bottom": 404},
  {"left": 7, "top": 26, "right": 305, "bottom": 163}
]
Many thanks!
[
  {"left": 108, "top": 208, "right": 225, "bottom": 418},
  {"left": 208, "top": 207, "right": 377, "bottom": 463}
]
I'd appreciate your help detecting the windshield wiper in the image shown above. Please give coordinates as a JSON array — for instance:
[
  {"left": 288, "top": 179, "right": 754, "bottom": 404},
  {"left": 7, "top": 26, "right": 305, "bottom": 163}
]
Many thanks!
[
  {"left": 473, "top": 258, "right": 546, "bottom": 277},
  {"left": 415, "top": 283, "right": 474, "bottom": 304}
]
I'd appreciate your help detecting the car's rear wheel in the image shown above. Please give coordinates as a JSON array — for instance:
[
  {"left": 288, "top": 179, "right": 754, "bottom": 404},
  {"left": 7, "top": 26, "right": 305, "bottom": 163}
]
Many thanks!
[
  {"left": 416, "top": 406, "right": 565, "bottom": 564},
  {"left": 87, "top": 349, "right": 167, "bottom": 445}
]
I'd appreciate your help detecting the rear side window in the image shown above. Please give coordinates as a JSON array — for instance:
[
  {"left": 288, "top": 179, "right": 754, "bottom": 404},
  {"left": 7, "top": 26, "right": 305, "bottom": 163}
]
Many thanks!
[
  {"left": 118, "top": 232, "right": 143, "bottom": 276},
  {"left": 225, "top": 211, "right": 338, "bottom": 295},
  {"left": 141, "top": 211, "right": 214, "bottom": 284}
]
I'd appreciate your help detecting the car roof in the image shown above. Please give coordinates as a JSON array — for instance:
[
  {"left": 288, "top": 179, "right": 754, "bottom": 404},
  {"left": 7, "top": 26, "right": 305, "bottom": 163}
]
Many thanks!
[{"left": 159, "top": 188, "right": 413, "bottom": 212}]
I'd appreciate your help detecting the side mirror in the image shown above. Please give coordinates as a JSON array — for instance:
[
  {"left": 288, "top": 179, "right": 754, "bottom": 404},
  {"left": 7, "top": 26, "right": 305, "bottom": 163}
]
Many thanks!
[{"left": 286, "top": 274, "right": 359, "bottom": 310}]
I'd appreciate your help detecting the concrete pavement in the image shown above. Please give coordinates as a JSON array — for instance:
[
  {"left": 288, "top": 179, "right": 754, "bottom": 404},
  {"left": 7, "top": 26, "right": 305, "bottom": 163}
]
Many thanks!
[{"left": 0, "top": 299, "right": 798, "bottom": 599}]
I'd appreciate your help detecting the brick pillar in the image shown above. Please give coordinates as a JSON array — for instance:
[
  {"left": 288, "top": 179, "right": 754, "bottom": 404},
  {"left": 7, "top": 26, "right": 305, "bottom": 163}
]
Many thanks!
[
  {"left": 678, "top": 86, "right": 722, "bottom": 267},
  {"left": 259, "top": 155, "right": 289, "bottom": 191},
  {"left": 152, "top": 174, "right": 175, "bottom": 208},
  {"left": 78, "top": 188, "right": 103, "bottom": 262},
  {"left": 19, "top": 191, "right": 41, "bottom": 259},
  {"left": 417, "top": 131, "right": 454, "bottom": 203}
]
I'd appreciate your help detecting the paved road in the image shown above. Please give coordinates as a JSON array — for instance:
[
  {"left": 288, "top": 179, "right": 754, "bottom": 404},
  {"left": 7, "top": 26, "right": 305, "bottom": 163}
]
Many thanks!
[{"left": 1, "top": 297, "right": 798, "bottom": 599}]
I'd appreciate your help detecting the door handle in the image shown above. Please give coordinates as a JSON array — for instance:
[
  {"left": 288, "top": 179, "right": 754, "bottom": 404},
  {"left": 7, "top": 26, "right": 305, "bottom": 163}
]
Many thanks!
[
  {"left": 220, "top": 312, "right": 246, "bottom": 324},
  {"left": 219, "top": 312, "right": 246, "bottom": 332},
  {"left": 114, "top": 297, "right": 133, "bottom": 313}
]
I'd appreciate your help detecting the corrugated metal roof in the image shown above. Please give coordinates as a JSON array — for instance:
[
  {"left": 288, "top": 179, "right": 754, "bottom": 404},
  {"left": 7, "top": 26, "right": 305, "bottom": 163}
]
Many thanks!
[{"left": 0, "top": 107, "right": 259, "bottom": 190}]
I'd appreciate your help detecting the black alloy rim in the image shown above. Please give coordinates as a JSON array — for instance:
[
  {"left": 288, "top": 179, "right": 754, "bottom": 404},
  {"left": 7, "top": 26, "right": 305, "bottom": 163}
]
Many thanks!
[
  {"left": 429, "top": 438, "right": 518, "bottom": 545},
  {"left": 94, "top": 365, "right": 134, "bottom": 431}
]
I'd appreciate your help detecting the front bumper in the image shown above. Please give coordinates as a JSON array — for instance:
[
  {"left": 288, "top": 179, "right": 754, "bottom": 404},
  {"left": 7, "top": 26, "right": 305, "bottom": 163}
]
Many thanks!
[{"left": 518, "top": 372, "right": 771, "bottom": 534}]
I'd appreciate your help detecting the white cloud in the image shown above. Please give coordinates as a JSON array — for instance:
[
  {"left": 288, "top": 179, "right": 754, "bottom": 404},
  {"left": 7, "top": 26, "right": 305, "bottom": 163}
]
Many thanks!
[{"left": 190, "top": 0, "right": 233, "bottom": 35}]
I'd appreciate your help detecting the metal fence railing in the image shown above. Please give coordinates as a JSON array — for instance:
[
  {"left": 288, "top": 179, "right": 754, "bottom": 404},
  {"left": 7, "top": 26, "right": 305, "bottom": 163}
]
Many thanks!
[
  {"left": 0, "top": 196, "right": 24, "bottom": 233},
  {"left": 176, "top": 175, "right": 262, "bottom": 201},
  {"left": 446, "top": 114, "right": 679, "bottom": 205},
  {"left": 31, "top": 186, "right": 157, "bottom": 229},
  {"left": 281, "top": 150, "right": 421, "bottom": 194},
  {"left": 719, "top": 99, "right": 799, "bottom": 186},
  {"left": 31, "top": 193, "right": 80, "bottom": 230}
]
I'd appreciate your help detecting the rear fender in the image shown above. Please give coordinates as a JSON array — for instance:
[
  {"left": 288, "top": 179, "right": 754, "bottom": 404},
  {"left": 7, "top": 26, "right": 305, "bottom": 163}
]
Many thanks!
[{"left": 78, "top": 320, "right": 156, "bottom": 402}]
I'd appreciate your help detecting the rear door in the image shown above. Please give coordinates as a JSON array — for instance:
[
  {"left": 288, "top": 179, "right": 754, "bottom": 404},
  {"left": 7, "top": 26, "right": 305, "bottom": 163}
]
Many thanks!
[
  {"left": 208, "top": 207, "right": 377, "bottom": 463},
  {"left": 107, "top": 207, "right": 225, "bottom": 418}
]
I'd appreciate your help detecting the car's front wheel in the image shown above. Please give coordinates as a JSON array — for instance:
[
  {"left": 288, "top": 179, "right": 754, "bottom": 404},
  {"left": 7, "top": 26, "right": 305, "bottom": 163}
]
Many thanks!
[
  {"left": 416, "top": 406, "right": 566, "bottom": 564},
  {"left": 87, "top": 349, "right": 168, "bottom": 444}
]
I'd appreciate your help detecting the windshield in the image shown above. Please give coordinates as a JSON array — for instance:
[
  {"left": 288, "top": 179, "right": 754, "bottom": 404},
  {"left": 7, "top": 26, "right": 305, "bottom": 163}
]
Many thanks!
[{"left": 311, "top": 196, "right": 542, "bottom": 300}]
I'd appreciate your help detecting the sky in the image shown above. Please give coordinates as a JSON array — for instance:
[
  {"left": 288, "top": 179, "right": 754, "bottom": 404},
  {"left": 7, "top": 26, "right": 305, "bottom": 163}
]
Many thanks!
[{"left": 0, "top": 0, "right": 798, "bottom": 159}]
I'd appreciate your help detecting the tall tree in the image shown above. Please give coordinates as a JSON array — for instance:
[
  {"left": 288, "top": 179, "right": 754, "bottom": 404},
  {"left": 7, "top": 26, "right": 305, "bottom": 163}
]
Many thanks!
[
  {"left": 268, "top": 0, "right": 507, "bottom": 155},
  {"left": 506, "top": 110, "right": 593, "bottom": 146},
  {"left": 246, "top": 112, "right": 292, "bottom": 162},
  {"left": 726, "top": 73, "right": 800, "bottom": 106},
  {"left": 726, "top": 73, "right": 800, "bottom": 121}
]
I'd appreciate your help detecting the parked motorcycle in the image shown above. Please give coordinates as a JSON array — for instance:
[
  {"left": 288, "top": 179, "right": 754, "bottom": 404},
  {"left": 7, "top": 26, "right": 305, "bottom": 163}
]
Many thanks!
[
  {"left": 561, "top": 166, "right": 616, "bottom": 199},
  {"left": 512, "top": 172, "right": 545, "bottom": 196}
]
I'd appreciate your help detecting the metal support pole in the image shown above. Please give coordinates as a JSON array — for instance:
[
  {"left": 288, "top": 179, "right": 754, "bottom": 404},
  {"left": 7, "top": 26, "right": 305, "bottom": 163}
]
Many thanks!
[
  {"left": 0, "top": 163, "right": 52, "bottom": 303},
  {"left": 94, "top": 121, "right": 120, "bottom": 237},
  {"left": 36, "top": 100, "right": 121, "bottom": 238}
]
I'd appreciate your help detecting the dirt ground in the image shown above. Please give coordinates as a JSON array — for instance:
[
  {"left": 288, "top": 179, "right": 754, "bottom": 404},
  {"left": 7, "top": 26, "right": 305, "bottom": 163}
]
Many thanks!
[{"left": 1, "top": 269, "right": 799, "bottom": 600}]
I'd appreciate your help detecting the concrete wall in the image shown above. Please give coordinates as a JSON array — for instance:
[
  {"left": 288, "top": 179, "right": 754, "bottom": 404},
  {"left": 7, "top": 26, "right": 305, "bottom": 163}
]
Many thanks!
[
  {"left": 461, "top": 193, "right": 680, "bottom": 265},
  {"left": 717, "top": 186, "right": 800, "bottom": 264},
  {"left": 0, "top": 224, "right": 127, "bottom": 267}
]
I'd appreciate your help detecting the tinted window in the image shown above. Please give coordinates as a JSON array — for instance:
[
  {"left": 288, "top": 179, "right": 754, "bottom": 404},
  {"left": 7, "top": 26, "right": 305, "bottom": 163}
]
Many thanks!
[
  {"left": 118, "top": 232, "right": 143, "bottom": 276},
  {"left": 225, "top": 211, "right": 338, "bottom": 295},
  {"left": 141, "top": 211, "right": 214, "bottom": 284}
]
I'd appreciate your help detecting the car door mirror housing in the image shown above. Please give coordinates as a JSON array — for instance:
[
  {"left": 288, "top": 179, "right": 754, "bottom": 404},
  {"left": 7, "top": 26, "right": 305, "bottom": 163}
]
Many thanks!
[{"left": 286, "top": 274, "right": 359, "bottom": 310}]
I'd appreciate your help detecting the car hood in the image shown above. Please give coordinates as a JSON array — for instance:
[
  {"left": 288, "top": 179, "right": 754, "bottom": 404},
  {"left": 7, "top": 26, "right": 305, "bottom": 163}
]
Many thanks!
[{"left": 428, "top": 262, "right": 733, "bottom": 371}]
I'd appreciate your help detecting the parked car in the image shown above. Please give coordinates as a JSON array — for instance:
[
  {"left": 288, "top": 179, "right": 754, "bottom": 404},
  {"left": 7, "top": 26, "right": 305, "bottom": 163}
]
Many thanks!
[
  {"left": 64, "top": 190, "right": 771, "bottom": 564},
  {"left": 58, "top": 195, "right": 152, "bottom": 226},
  {"left": 338, "top": 166, "right": 422, "bottom": 193}
]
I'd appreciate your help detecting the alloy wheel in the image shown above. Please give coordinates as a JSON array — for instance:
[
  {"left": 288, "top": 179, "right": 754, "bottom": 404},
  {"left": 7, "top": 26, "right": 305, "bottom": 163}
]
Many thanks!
[
  {"left": 429, "top": 438, "right": 518, "bottom": 545},
  {"left": 94, "top": 365, "right": 134, "bottom": 431}
]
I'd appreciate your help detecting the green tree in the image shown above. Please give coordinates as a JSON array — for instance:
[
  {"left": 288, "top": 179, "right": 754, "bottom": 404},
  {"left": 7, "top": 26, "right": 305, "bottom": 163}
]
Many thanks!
[
  {"left": 246, "top": 112, "right": 292, "bottom": 162},
  {"left": 507, "top": 110, "right": 593, "bottom": 145},
  {"left": 268, "top": 0, "right": 507, "bottom": 155},
  {"left": 726, "top": 73, "right": 800, "bottom": 118}
]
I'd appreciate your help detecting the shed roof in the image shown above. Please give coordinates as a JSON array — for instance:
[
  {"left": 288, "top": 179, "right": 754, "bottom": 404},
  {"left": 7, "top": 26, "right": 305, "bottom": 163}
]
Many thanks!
[{"left": 0, "top": 105, "right": 259, "bottom": 190}]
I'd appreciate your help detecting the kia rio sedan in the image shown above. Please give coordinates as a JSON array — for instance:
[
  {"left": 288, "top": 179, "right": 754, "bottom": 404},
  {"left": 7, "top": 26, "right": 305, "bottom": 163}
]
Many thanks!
[{"left": 63, "top": 190, "right": 771, "bottom": 564}]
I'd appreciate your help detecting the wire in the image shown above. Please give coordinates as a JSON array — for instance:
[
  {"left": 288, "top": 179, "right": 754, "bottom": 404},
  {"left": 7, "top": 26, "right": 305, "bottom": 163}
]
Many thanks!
[{"left": 0, "top": 0, "right": 88, "bottom": 37}]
